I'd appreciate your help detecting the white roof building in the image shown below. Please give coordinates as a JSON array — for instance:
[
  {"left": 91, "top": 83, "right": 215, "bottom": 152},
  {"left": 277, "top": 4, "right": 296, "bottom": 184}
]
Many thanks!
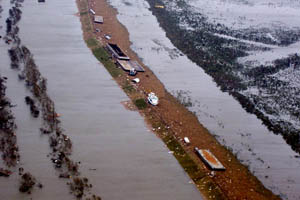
[{"left": 94, "top": 15, "right": 103, "bottom": 23}]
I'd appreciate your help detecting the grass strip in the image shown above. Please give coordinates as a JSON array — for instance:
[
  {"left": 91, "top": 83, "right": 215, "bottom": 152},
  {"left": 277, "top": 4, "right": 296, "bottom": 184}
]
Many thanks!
[{"left": 92, "top": 47, "right": 122, "bottom": 78}]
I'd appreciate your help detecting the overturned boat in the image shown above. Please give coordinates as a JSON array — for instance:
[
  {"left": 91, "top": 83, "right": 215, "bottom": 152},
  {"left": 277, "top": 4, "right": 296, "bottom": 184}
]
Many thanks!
[{"left": 195, "top": 147, "right": 225, "bottom": 171}]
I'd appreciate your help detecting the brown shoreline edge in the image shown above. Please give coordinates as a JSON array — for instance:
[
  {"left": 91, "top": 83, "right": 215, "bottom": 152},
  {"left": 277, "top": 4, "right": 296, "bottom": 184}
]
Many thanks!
[{"left": 76, "top": 0, "right": 281, "bottom": 199}]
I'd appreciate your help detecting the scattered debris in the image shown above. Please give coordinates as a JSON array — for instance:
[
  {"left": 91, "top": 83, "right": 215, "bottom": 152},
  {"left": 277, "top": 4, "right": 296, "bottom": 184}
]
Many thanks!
[
  {"left": 19, "top": 172, "right": 37, "bottom": 193},
  {"left": 89, "top": 8, "right": 96, "bottom": 15},
  {"left": 69, "top": 177, "right": 91, "bottom": 198},
  {"left": 25, "top": 96, "right": 39, "bottom": 118},
  {"left": 0, "top": 76, "right": 19, "bottom": 167},
  {"left": 18, "top": 72, "right": 25, "bottom": 80},
  {"left": 59, "top": 172, "right": 71, "bottom": 179},
  {"left": 129, "top": 68, "right": 137, "bottom": 76},
  {"left": 5, "top": 3, "right": 101, "bottom": 197},
  {"left": 104, "top": 34, "right": 111, "bottom": 40},
  {"left": 0, "top": 168, "right": 12, "bottom": 177}
]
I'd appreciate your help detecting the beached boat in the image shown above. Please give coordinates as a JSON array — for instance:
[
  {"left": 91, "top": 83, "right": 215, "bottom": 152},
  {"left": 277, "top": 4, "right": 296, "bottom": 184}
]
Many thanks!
[
  {"left": 183, "top": 137, "right": 190, "bottom": 144},
  {"left": 148, "top": 92, "right": 158, "bottom": 106},
  {"left": 132, "top": 78, "right": 140, "bottom": 83},
  {"left": 195, "top": 148, "right": 225, "bottom": 171}
]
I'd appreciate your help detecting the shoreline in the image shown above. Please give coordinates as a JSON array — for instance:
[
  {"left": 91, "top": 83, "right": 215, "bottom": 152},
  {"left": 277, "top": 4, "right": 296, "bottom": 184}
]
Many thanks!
[{"left": 76, "top": 0, "right": 281, "bottom": 199}]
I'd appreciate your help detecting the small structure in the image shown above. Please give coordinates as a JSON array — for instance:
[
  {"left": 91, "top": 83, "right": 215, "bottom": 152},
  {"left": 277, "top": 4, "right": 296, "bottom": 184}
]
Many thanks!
[
  {"left": 116, "top": 60, "right": 145, "bottom": 72},
  {"left": 94, "top": 15, "right": 103, "bottom": 24},
  {"left": 129, "top": 68, "right": 137, "bottom": 76},
  {"left": 89, "top": 9, "right": 96, "bottom": 15},
  {"left": 195, "top": 148, "right": 225, "bottom": 171},
  {"left": 38, "top": 0, "right": 45, "bottom": 2},
  {"left": 129, "top": 61, "right": 145, "bottom": 72},
  {"left": 107, "top": 43, "right": 129, "bottom": 60}
]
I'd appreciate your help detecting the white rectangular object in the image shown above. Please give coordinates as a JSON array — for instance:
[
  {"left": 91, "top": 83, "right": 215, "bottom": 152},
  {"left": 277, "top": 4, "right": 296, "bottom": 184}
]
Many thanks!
[
  {"left": 89, "top": 9, "right": 96, "bottom": 15},
  {"left": 195, "top": 148, "right": 225, "bottom": 170},
  {"left": 94, "top": 16, "right": 103, "bottom": 23}
]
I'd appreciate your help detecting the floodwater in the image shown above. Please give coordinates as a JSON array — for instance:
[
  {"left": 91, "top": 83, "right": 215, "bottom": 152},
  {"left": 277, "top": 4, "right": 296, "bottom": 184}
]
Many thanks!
[
  {"left": 0, "top": 0, "right": 203, "bottom": 199},
  {"left": 107, "top": 0, "right": 300, "bottom": 199},
  {"left": 239, "top": 40, "right": 300, "bottom": 66}
]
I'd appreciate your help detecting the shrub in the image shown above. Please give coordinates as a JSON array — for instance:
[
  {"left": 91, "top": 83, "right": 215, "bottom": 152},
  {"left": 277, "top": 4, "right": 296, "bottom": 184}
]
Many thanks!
[{"left": 134, "top": 98, "right": 147, "bottom": 109}]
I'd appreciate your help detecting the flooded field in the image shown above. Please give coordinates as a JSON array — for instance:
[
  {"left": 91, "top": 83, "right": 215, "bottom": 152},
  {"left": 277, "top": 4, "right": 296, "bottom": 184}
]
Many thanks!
[
  {"left": 107, "top": 0, "right": 300, "bottom": 199},
  {"left": 0, "top": 0, "right": 202, "bottom": 199}
]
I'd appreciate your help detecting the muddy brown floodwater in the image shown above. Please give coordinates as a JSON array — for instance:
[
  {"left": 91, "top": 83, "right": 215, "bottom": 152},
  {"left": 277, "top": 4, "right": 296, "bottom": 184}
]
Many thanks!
[{"left": 0, "top": 0, "right": 203, "bottom": 199}]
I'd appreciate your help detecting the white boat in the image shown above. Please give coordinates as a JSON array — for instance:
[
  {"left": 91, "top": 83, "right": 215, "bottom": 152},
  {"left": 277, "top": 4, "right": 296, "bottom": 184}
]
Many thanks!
[
  {"left": 148, "top": 92, "right": 159, "bottom": 106},
  {"left": 183, "top": 137, "right": 190, "bottom": 144},
  {"left": 132, "top": 78, "right": 140, "bottom": 83}
]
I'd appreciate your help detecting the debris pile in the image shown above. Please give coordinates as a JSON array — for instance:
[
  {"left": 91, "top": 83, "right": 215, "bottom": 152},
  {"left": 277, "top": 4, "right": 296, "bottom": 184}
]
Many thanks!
[
  {"left": 4, "top": 1, "right": 102, "bottom": 198},
  {"left": 0, "top": 76, "right": 19, "bottom": 167},
  {"left": 68, "top": 177, "right": 92, "bottom": 198},
  {"left": 0, "top": 168, "right": 12, "bottom": 177},
  {"left": 25, "top": 96, "right": 39, "bottom": 117},
  {"left": 19, "top": 172, "right": 37, "bottom": 193}
]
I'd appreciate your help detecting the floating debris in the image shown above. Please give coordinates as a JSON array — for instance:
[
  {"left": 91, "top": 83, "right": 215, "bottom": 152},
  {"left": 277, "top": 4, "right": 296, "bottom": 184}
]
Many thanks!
[
  {"left": 154, "top": 4, "right": 164, "bottom": 9},
  {"left": 0, "top": 76, "right": 19, "bottom": 167},
  {"left": 25, "top": 96, "right": 39, "bottom": 117},
  {"left": 0, "top": 168, "right": 12, "bottom": 177},
  {"left": 19, "top": 172, "right": 37, "bottom": 193},
  {"left": 4, "top": 0, "right": 102, "bottom": 197},
  {"left": 89, "top": 9, "right": 96, "bottom": 15}
]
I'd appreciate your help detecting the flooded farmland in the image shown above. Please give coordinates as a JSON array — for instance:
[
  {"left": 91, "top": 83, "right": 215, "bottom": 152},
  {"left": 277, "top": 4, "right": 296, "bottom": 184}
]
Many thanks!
[{"left": 0, "top": 0, "right": 202, "bottom": 199}]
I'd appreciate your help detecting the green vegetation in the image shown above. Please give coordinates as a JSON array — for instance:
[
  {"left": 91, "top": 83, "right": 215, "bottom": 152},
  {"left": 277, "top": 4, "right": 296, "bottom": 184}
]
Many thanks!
[
  {"left": 134, "top": 98, "right": 147, "bottom": 109},
  {"left": 163, "top": 134, "right": 205, "bottom": 179},
  {"left": 163, "top": 134, "right": 226, "bottom": 199},
  {"left": 86, "top": 38, "right": 98, "bottom": 48},
  {"left": 80, "top": 11, "right": 88, "bottom": 16},
  {"left": 199, "top": 176, "right": 226, "bottom": 200},
  {"left": 122, "top": 80, "right": 135, "bottom": 93},
  {"left": 92, "top": 47, "right": 122, "bottom": 78}
]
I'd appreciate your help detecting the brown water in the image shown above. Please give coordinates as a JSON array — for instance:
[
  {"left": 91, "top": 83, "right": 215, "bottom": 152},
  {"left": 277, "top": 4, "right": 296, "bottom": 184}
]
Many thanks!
[{"left": 0, "top": 0, "right": 203, "bottom": 199}]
